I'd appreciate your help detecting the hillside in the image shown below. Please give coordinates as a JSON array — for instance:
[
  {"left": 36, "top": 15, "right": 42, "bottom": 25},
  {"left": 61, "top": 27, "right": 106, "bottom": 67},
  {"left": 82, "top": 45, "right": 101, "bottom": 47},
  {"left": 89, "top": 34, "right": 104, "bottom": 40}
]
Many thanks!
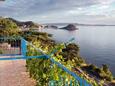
[
  {"left": 0, "top": 17, "right": 19, "bottom": 36},
  {"left": 0, "top": 17, "right": 44, "bottom": 33},
  {"left": 6, "top": 18, "right": 40, "bottom": 28}
]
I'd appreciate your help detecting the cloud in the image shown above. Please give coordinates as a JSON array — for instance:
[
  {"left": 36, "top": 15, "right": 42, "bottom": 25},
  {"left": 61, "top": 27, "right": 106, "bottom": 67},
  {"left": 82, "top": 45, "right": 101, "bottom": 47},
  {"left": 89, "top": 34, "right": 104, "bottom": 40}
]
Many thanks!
[
  {"left": 0, "top": 0, "right": 115, "bottom": 24},
  {"left": 96, "top": 0, "right": 115, "bottom": 5},
  {"left": 0, "top": 0, "right": 100, "bottom": 17}
]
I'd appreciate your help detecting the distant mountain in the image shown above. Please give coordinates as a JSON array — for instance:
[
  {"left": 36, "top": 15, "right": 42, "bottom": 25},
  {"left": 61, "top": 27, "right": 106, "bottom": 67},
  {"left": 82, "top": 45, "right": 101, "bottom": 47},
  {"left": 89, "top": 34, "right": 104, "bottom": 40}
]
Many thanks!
[{"left": 45, "top": 23, "right": 115, "bottom": 26}]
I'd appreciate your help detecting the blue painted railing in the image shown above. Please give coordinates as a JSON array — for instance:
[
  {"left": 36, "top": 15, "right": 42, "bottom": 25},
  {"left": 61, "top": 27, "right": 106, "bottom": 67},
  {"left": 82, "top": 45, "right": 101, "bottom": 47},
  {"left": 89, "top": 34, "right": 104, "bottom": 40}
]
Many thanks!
[
  {"left": 0, "top": 37, "right": 92, "bottom": 86},
  {"left": 21, "top": 38, "right": 27, "bottom": 57},
  {"left": 46, "top": 55, "right": 91, "bottom": 86}
]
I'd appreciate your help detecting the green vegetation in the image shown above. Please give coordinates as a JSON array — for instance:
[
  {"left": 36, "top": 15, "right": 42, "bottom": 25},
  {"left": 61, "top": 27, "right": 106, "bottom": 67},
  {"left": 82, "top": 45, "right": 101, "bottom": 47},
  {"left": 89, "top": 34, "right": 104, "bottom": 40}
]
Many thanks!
[
  {"left": 0, "top": 17, "right": 114, "bottom": 86},
  {"left": 0, "top": 17, "right": 20, "bottom": 37},
  {"left": 0, "top": 49, "right": 3, "bottom": 54},
  {"left": 7, "top": 18, "right": 39, "bottom": 28},
  {"left": 60, "top": 43, "right": 85, "bottom": 64},
  {"left": 82, "top": 64, "right": 113, "bottom": 82},
  {"left": 25, "top": 32, "right": 99, "bottom": 86}
]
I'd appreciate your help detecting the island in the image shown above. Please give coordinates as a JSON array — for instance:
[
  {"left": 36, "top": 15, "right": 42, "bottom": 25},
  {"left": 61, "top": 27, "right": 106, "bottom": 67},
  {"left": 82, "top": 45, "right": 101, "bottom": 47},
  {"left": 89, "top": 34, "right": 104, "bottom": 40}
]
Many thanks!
[
  {"left": 60, "top": 24, "right": 78, "bottom": 31},
  {"left": 44, "top": 25, "right": 58, "bottom": 29}
]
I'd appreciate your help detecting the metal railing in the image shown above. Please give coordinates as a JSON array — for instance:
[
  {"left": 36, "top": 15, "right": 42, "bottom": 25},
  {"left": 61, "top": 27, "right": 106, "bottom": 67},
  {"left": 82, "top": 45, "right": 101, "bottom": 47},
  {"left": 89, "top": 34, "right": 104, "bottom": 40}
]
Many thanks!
[
  {"left": 0, "top": 37, "right": 91, "bottom": 86},
  {"left": 0, "top": 37, "right": 21, "bottom": 55}
]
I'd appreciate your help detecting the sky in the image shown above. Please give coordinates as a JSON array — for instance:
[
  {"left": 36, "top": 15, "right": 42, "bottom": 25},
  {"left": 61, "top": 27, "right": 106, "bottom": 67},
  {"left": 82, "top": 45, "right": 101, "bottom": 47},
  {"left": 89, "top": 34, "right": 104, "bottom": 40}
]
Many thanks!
[{"left": 0, "top": 0, "right": 115, "bottom": 24}]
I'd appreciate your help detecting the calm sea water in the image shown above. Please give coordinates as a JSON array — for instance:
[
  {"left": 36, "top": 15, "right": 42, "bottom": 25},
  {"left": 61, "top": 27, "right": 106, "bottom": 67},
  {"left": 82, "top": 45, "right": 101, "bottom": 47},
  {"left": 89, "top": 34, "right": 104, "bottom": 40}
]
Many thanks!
[{"left": 41, "top": 26, "right": 115, "bottom": 76}]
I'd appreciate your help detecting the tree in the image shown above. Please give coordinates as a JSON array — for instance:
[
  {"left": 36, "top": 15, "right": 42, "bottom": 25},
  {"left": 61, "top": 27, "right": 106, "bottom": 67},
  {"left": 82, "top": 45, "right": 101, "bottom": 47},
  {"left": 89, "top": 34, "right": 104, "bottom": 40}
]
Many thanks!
[{"left": 102, "top": 64, "right": 109, "bottom": 73}]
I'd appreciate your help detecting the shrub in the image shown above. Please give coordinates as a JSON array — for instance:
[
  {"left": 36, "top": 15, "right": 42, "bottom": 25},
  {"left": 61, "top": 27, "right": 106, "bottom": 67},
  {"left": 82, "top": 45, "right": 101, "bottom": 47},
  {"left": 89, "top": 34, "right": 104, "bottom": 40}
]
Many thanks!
[{"left": 0, "top": 50, "right": 3, "bottom": 54}]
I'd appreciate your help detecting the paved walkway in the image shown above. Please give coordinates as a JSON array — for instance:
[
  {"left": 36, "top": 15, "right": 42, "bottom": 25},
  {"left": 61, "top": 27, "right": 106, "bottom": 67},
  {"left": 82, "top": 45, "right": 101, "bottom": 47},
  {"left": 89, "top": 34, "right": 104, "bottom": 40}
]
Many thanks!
[{"left": 0, "top": 59, "right": 36, "bottom": 86}]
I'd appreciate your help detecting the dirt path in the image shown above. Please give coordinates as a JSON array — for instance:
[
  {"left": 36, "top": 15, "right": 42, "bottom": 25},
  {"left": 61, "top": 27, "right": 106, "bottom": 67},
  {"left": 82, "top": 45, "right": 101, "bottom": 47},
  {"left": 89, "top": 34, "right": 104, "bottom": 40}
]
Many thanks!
[{"left": 0, "top": 59, "right": 36, "bottom": 86}]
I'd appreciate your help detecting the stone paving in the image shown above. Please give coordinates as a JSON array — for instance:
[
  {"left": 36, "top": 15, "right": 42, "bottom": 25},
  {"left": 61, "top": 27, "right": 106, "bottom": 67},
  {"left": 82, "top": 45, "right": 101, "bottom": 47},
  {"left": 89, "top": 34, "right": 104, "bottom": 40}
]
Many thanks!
[{"left": 0, "top": 59, "right": 36, "bottom": 86}]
